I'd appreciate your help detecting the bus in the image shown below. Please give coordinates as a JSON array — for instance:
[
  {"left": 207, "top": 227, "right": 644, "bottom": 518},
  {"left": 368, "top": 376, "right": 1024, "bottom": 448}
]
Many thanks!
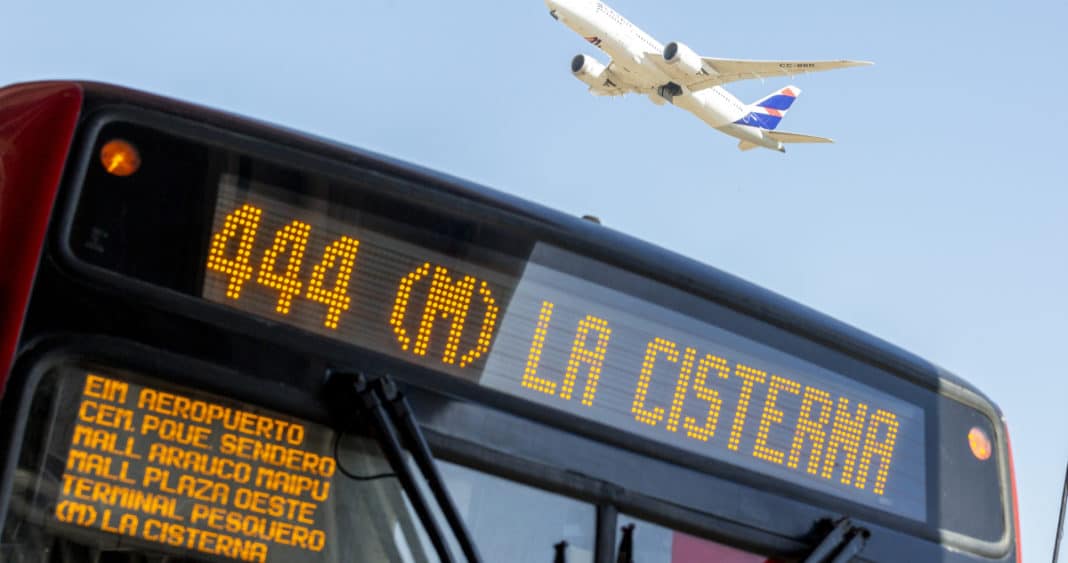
[{"left": 0, "top": 80, "right": 1021, "bottom": 563}]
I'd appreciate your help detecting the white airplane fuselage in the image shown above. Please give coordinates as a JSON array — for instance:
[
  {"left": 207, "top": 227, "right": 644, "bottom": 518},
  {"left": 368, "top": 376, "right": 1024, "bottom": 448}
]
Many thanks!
[{"left": 547, "top": 0, "right": 785, "bottom": 151}]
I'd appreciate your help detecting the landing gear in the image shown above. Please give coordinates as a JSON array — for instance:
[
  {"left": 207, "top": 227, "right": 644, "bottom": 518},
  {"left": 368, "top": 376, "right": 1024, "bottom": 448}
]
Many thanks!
[{"left": 656, "top": 82, "right": 682, "bottom": 103}]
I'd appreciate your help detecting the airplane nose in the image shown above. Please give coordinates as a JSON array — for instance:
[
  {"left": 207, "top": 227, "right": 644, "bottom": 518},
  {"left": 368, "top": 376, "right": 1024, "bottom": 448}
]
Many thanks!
[{"left": 546, "top": 0, "right": 583, "bottom": 20}]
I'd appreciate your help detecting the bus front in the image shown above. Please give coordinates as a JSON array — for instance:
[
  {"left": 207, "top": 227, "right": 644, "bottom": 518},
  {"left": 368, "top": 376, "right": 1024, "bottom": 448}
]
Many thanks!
[{"left": 0, "top": 81, "right": 1021, "bottom": 562}]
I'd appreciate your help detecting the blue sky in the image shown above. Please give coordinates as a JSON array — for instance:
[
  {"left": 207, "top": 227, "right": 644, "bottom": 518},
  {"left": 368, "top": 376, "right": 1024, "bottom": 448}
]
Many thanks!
[{"left": 4, "top": 0, "right": 1066, "bottom": 558}]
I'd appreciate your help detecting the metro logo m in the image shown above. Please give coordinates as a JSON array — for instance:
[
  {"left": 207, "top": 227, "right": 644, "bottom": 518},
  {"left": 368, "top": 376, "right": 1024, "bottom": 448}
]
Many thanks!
[{"left": 390, "top": 263, "right": 499, "bottom": 368}]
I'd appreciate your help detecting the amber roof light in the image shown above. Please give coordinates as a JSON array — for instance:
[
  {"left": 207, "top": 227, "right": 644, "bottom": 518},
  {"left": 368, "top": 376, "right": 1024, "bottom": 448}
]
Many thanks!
[{"left": 99, "top": 139, "right": 140, "bottom": 177}]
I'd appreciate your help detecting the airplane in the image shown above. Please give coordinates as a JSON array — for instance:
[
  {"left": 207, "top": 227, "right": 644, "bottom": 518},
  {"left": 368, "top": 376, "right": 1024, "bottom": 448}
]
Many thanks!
[{"left": 545, "top": 0, "right": 872, "bottom": 152}]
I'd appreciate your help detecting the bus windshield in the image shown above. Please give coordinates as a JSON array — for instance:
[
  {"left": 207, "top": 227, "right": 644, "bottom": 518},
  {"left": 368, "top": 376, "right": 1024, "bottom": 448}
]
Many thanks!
[{"left": 1, "top": 366, "right": 601, "bottom": 563}]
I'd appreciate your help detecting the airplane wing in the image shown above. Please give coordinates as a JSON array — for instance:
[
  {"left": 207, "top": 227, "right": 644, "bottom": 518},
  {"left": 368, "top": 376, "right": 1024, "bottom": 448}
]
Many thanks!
[
  {"left": 587, "top": 62, "right": 643, "bottom": 97},
  {"left": 690, "top": 58, "right": 872, "bottom": 89},
  {"left": 645, "top": 53, "right": 871, "bottom": 90}
]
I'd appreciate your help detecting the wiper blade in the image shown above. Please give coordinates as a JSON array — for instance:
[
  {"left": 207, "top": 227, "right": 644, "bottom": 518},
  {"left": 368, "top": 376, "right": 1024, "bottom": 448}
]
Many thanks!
[
  {"left": 802, "top": 518, "right": 868, "bottom": 563},
  {"left": 329, "top": 371, "right": 482, "bottom": 563}
]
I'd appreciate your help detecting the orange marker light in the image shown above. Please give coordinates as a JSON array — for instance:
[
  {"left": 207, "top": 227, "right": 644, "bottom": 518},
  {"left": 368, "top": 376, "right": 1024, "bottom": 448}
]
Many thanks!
[
  {"left": 99, "top": 139, "right": 140, "bottom": 176},
  {"left": 968, "top": 427, "right": 992, "bottom": 461}
]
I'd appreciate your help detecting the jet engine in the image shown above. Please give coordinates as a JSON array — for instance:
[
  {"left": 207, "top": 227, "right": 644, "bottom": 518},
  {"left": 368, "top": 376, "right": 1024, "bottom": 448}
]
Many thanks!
[
  {"left": 663, "top": 42, "right": 704, "bottom": 76},
  {"left": 571, "top": 54, "right": 607, "bottom": 88}
]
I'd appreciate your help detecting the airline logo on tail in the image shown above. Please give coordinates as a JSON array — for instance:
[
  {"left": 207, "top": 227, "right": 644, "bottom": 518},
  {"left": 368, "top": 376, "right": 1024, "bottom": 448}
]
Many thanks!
[{"left": 733, "top": 87, "right": 800, "bottom": 131}]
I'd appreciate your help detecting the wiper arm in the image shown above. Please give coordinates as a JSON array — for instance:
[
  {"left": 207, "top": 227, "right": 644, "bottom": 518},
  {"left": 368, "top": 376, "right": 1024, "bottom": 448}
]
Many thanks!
[
  {"left": 801, "top": 518, "right": 868, "bottom": 563},
  {"left": 333, "top": 372, "right": 455, "bottom": 562},
  {"left": 329, "top": 371, "right": 482, "bottom": 563},
  {"left": 553, "top": 540, "right": 568, "bottom": 563},
  {"left": 615, "top": 523, "right": 635, "bottom": 563},
  {"left": 375, "top": 377, "right": 482, "bottom": 563}
]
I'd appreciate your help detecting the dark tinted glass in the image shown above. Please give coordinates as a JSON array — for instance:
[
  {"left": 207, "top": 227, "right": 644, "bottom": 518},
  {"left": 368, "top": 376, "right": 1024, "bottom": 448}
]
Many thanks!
[{"left": 0, "top": 365, "right": 441, "bottom": 562}]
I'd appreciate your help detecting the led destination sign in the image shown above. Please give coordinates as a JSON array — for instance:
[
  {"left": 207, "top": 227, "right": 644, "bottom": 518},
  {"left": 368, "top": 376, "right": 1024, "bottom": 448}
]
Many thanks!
[
  {"left": 483, "top": 250, "right": 925, "bottom": 520},
  {"left": 202, "top": 175, "right": 926, "bottom": 520},
  {"left": 203, "top": 175, "right": 511, "bottom": 382},
  {"left": 49, "top": 372, "right": 337, "bottom": 562}
]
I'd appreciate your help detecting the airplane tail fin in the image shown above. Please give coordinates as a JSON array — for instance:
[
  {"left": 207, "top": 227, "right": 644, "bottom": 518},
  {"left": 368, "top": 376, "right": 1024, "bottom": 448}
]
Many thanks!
[{"left": 733, "top": 86, "right": 801, "bottom": 131}]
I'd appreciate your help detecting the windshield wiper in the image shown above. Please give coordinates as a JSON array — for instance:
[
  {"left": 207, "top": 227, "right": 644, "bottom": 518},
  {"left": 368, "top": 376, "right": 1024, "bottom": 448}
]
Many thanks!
[
  {"left": 328, "top": 371, "right": 483, "bottom": 563},
  {"left": 801, "top": 518, "right": 868, "bottom": 563},
  {"left": 375, "top": 376, "right": 482, "bottom": 563},
  {"left": 615, "top": 523, "right": 635, "bottom": 563},
  {"left": 553, "top": 540, "right": 568, "bottom": 563}
]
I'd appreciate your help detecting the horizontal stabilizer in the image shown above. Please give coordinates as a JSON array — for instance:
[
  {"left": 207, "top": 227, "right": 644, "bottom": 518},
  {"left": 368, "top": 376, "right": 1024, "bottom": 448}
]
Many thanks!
[{"left": 766, "top": 130, "right": 834, "bottom": 144}]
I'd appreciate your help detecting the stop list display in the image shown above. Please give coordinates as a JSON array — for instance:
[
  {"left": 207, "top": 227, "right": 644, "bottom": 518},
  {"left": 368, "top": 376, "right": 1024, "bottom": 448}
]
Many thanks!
[
  {"left": 200, "top": 174, "right": 926, "bottom": 521},
  {"left": 41, "top": 370, "right": 339, "bottom": 562}
]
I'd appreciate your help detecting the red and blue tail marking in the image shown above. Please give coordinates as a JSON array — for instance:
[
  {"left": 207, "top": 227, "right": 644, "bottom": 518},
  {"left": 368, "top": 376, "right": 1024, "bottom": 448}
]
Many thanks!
[{"left": 734, "top": 86, "right": 801, "bottom": 131}]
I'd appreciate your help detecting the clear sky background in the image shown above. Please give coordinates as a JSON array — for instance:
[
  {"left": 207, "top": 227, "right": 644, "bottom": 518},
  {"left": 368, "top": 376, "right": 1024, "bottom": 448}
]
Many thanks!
[{"left": 3, "top": 0, "right": 1065, "bottom": 559}]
